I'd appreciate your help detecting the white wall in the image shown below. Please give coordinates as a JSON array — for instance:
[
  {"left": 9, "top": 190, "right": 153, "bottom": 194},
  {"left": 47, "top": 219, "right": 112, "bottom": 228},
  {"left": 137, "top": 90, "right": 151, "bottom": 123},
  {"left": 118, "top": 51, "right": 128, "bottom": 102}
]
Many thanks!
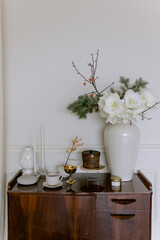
[{"left": 2, "top": 0, "right": 160, "bottom": 239}]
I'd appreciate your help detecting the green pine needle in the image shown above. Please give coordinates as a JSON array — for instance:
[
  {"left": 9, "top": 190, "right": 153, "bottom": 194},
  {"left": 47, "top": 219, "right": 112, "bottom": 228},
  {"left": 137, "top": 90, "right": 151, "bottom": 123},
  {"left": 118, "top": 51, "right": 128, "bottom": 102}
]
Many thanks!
[
  {"left": 118, "top": 76, "right": 148, "bottom": 98},
  {"left": 67, "top": 95, "right": 100, "bottom": 119}
]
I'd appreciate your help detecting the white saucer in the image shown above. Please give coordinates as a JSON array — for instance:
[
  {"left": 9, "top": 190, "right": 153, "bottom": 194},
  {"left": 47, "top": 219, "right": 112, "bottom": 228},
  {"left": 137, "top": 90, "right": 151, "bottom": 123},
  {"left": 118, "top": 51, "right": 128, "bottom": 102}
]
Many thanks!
[
  {"left": 43, "top": 181, "right": 63, "bottom": 188},
  {"left": 17, "top": 175, "right": 38, "bottom": 185}
]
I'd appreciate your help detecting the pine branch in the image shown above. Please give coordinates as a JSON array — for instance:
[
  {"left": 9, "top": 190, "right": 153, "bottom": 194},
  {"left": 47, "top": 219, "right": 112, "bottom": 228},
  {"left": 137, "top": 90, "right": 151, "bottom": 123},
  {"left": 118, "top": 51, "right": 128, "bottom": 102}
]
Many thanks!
[
  {"left": 67, "top": 95, "right": 100, "bottom": 119},
  {"left": 110, "top": 87, "right": 116, "bottom": 93},
  {"left": 131, "top": 77, "right": 148, "bottom": 92},
  {"left": 119, "top": 76, "right": 130, "bottom": 89},
  {"left": 118, "top": 76, "right": 148, "bottom": 98}
]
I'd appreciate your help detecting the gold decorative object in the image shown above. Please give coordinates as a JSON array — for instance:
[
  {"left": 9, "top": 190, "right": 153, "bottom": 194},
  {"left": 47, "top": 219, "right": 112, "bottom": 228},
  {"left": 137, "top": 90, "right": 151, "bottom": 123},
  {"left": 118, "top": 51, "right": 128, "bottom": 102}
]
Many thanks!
[{"left": 64, "top": 165, "right": 77, "bottom": 185}]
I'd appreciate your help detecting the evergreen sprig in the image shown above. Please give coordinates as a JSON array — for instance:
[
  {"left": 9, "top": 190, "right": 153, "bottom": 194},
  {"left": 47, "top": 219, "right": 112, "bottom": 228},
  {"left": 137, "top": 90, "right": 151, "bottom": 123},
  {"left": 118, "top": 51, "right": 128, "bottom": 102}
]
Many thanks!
[
  {"left": 111, "top": 76, "right": 148, "bottom": 99},
  {"left": 67, "top": 95, "right": 99, "bottom": 119}
]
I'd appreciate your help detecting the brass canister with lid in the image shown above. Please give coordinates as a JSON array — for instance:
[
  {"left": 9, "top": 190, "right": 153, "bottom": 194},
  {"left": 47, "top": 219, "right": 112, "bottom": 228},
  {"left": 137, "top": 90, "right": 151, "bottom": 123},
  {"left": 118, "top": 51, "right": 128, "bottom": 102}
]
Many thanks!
[{"left": 82, "top": 150, "right": 100, "bottom": 169}]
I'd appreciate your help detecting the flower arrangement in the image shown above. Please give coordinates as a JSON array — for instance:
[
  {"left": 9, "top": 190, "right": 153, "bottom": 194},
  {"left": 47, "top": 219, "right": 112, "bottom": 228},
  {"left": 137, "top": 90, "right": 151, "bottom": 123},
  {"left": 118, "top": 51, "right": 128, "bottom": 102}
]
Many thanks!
[
  {"left": 67, "top": 50, "right": 159, "bottom": 124},
  {"left": 98, "top": 78, "right": 159, "bottom": 124},
  {"left": 65, "top": 136, "right": 84, "bottom": 166}
]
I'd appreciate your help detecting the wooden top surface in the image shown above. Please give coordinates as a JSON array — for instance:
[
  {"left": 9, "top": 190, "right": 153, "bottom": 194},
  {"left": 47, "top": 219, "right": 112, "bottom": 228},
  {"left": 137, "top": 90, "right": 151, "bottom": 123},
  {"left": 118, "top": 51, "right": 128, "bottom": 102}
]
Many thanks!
[{"left": 8, "top": 170, "right": 152, "bottom": 195}]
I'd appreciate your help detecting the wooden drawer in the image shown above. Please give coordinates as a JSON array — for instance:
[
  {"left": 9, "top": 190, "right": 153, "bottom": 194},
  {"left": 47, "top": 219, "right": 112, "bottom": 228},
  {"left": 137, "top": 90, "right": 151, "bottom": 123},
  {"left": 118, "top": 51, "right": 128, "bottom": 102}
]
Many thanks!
[
  {"left": 95, "top": 210, "right": 151, "bottom": 240},
  {"left": 96, "top": 194, "right": 151, "bottom": 210}
]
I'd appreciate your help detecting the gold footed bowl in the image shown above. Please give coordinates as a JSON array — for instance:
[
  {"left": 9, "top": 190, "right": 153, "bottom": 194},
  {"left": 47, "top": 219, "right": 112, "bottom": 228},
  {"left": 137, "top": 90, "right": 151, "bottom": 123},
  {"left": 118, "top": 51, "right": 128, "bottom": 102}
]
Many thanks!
[{"left": 64, "top": 165, "right": 77, "bottom": 185}]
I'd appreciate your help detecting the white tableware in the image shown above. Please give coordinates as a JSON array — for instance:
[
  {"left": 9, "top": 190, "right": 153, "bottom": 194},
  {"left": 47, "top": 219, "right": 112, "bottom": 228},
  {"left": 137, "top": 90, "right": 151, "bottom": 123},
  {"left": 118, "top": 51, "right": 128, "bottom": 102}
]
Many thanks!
[
  {"left": 43, "top": 181, "right": 63, "bottom": 188},
  {"left": 17, "top": 175, "right": 38, "bottom": 185},
  {"left": 46, "top": 173, "right": 63, "bottom": 186}
]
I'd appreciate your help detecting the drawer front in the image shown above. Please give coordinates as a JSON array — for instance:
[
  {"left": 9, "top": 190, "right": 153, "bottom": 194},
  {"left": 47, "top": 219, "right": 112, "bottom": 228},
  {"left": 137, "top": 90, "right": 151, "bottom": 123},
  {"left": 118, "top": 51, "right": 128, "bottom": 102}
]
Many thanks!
[
  {"left": 95, "top": 210, "right": 151, "bottom": 240},
  {"left": 96, "top": 194, "right": 151, "bottom": 210}
]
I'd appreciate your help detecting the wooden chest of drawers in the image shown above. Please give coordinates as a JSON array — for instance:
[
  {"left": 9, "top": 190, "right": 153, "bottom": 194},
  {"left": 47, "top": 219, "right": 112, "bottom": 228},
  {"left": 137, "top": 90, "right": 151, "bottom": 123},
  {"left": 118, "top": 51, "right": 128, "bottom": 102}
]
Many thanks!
[{"left": 8, "top": 170, "right": 152, "bottom": 240}]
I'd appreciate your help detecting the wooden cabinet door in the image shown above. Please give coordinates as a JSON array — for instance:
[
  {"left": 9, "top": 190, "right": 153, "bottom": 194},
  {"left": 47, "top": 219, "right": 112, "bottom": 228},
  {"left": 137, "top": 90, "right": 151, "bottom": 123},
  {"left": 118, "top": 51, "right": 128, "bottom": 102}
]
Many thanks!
[
  {"left": 95, "top": 210, "right": 151, "bottom": 240},
  {"left": 8, "top": 194, "right": 95, "bottom": 240}
]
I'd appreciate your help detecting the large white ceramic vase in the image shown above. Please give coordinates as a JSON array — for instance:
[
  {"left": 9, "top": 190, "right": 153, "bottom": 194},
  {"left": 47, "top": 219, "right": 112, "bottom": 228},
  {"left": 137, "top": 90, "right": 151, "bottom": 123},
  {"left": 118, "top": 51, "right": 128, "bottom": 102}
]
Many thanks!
[{"left": 104, "top": 123, "right": 140, "bottom": 181}]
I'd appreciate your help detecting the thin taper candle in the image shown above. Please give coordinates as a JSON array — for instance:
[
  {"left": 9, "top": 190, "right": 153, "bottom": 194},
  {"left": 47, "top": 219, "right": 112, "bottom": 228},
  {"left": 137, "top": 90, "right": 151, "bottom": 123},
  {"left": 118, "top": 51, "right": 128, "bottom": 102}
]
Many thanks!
[
  {"left": 33, "top": 131, "right": 37, "bottom": 173},
  {"left": 33, "top": 140, "right": 37, "bottom": 173},
  {"left": 41, "top": 124, "right": 44, "bottom": 169}
]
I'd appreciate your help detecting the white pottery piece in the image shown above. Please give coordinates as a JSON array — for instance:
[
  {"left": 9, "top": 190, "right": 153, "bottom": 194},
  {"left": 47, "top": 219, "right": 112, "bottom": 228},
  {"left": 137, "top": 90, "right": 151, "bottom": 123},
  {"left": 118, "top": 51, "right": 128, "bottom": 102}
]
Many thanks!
[
  {"left": 104, "top": 123, "right": 140, "bottom": 181},
  {"left": 20, "top": 146, "right": 34, "bottom": 175},
  {"left": 17, "top": 175, "right": 38, "bottom": 185}
]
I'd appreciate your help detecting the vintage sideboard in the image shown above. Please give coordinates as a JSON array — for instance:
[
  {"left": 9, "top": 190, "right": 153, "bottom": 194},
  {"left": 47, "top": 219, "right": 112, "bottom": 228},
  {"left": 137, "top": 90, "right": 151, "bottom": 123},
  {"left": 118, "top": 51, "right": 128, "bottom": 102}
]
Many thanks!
[{"left": 7, "top": 170, "right": 152, "bottom": 240}]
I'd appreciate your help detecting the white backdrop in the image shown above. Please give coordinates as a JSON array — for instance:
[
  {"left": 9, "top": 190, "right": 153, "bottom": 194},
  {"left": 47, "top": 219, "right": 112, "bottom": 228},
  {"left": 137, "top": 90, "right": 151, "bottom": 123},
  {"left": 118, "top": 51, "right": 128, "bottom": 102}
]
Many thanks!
[
  {"left": 3, "top": 0, "right": 160, "bottom": 147},
  {"left": 2, "top": 0, "right": 160, "bottom": 239}
]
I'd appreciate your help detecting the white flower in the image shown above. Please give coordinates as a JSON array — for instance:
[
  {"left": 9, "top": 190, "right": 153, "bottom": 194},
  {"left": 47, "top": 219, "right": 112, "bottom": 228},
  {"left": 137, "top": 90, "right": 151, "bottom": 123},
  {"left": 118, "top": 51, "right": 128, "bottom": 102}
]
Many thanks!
[
  {"left": 98, "top": 93, "right": 124, "bottom": 124},
  {"left": 102, "top": 93, "right": 124, "bottom": 117},
  {"left": 98, "top": 95, "right": 109, "bottom": 118},
  {"left": 140, "top": 89, "right": 158, "bottom": 107},
  {"left": 105, "top": 116, "right": 118, "bottom": 124},
  {"left": 98, "top": 86, "right": 159, "bottom": 124},
  {"left": 117, "top": 108, "right": 134, "bottom": 124},
  {"left": 124, "top": 90, "right": 143, "bottom": 109}
]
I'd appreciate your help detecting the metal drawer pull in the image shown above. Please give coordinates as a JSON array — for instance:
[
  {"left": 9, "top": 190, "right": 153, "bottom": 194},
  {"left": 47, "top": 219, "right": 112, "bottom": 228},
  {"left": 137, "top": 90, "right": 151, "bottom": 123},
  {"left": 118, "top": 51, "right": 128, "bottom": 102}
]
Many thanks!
[
  {"left": 111, "top": 199, "right": 136, "bottom": 205},
  {"left": 111, "top": 213, "right": 135, "bottom": 219}
]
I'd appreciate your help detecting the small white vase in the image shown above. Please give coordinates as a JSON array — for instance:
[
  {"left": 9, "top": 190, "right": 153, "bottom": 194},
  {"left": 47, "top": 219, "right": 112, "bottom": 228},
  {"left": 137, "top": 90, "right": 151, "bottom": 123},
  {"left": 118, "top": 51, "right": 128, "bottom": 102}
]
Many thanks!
[{"left": 104, "top": 123, "right": 140, "bottom": 181}]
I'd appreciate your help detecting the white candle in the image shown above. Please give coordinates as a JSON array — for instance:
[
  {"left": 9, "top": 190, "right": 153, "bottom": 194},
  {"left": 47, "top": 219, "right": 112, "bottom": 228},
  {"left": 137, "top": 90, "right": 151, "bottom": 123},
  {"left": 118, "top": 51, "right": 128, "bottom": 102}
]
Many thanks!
[
  {"left": 33, "top": 130, "right": 37, "bottom": 173},
  {"left": 41, "top": 124, "right": 44, "bottom": 169}
]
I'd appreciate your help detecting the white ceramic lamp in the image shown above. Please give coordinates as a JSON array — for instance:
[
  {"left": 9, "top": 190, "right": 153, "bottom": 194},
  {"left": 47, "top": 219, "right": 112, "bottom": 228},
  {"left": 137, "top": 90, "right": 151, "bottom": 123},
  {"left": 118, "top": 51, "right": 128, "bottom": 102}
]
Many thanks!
[
  {"left": 20, "top": 146, "right": 34, "bottom": 175},
  {"left": 18, "top": 146, "right": 38, "bottom": 185}
]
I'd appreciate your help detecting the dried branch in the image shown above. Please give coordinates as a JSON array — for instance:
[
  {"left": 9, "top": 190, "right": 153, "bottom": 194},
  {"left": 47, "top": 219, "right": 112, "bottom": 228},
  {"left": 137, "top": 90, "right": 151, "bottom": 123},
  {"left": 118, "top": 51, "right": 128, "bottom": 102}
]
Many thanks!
[
  {"left": 72, "top": 62, "right": 91, "bottom": 84},
  {"left": 139, "top": 101, "right": 160, "bottom": 115},
  {"left": 72, "top": 51, "right": 101, "bottom": 96},
  {"left": 94, "top": 49, "right": 99, "bottom": 79},
  {"left": 65, "top": 137, "right": 84, "bottom": 166},
  {"left": 90, "top": 53, "right": 95, "bottom": 78},
  {"left": 84, "top": 90, "right": 96, "bottom": 95},
  {"left": 139, "top": 113, "right": 152, "bottom": 121},
  {"left": 100, "top": 82, "right": 114, "bottom": 94}
]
